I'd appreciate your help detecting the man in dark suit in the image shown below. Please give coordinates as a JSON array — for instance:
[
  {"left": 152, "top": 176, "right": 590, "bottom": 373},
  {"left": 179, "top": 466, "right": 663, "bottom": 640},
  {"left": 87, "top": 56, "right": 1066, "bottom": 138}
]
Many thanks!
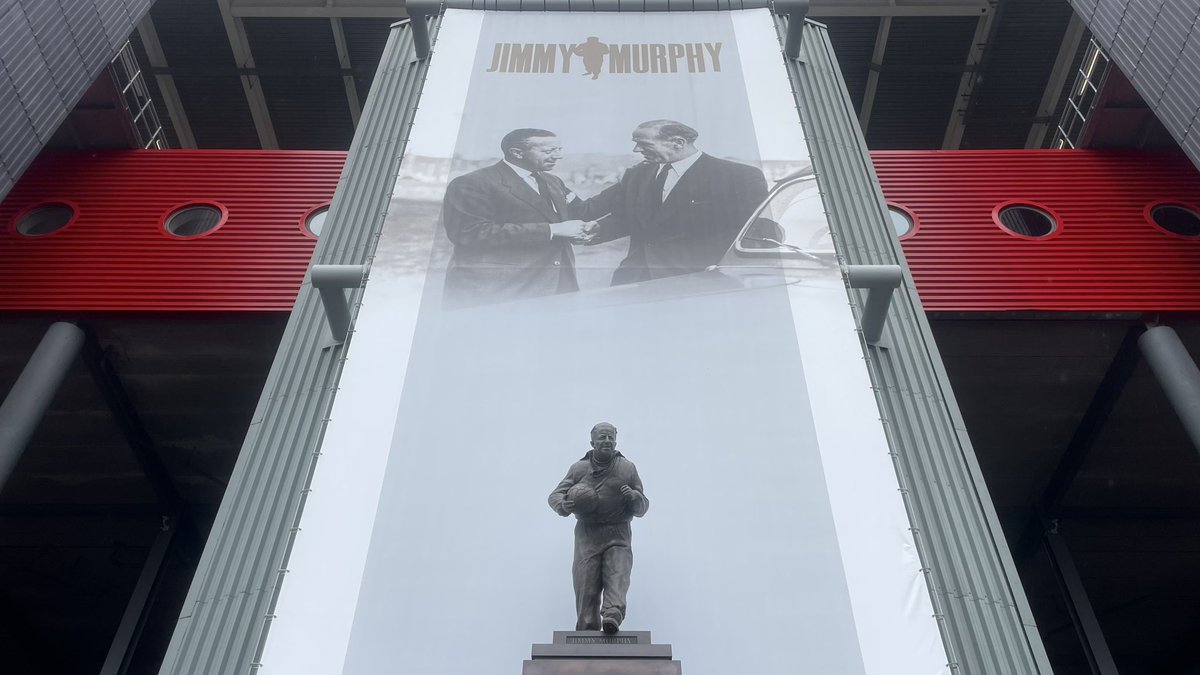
[
  {"left": 580, "top": 120, "right": 770, "bottom": 286},
  {"left": 441, "top": 128, "right": 593, "bottom": 307}
]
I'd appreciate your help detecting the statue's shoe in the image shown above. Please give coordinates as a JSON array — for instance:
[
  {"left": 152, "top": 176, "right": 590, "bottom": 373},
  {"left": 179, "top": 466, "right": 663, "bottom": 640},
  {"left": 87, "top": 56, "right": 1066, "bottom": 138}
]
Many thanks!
[{"left": 601, "top": 617, "right": 619, "bottom": 634}]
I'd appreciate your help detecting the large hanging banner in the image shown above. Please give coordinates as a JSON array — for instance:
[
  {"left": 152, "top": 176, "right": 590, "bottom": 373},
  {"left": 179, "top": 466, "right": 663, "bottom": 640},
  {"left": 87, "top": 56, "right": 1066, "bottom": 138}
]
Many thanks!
[{"left": 261, "top": 9, "right": 949, "bottom": 675}]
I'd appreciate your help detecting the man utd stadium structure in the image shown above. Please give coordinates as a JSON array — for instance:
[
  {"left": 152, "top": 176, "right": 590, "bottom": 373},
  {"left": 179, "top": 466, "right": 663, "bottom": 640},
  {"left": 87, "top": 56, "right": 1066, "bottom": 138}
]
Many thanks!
[{"left": 1, "top": 1, "right": 1199, "bottom": 674}]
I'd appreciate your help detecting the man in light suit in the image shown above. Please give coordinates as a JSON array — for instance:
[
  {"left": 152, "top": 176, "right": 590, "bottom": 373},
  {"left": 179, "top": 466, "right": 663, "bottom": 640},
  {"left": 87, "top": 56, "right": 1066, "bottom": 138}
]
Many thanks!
[
  {"left": 441, "top": 128, "right": 594, "bottom": 307},
  {"left": 580, "top": 120, "right": 770, "bottom": 286}
]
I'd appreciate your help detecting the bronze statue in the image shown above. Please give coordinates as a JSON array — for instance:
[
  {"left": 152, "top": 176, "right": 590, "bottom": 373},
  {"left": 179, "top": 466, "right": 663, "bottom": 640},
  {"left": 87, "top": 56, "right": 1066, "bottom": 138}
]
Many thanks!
[{"left": 548, "top": 422, "right": 649, "bottom": 633}]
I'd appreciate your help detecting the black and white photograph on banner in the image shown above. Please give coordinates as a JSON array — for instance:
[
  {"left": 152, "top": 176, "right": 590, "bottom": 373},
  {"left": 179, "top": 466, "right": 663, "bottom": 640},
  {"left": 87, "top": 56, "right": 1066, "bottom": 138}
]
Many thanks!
[
  {"left": 258, "top": 9, "right": 948, "bottom": 675},
  {"left": 375, "top": 17, "right": 831, "bottom": 310},
  {"left": 437, "top": 119, "right": 796, "bottom": 307}
]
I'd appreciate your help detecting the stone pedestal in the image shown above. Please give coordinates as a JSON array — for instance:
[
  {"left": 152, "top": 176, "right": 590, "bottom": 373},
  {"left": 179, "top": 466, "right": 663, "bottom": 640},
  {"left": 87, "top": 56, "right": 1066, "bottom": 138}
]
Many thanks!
[{"left": 522, "top": 631, "right": 682, "bottom": 674}]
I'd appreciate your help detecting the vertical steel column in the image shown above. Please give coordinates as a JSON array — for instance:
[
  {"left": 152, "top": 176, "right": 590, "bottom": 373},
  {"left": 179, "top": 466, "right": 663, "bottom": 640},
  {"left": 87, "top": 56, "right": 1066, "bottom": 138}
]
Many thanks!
[
  {"left": 0, "top": 322, "right": 85, "bottom": 492},
  {"left": 1140, "top": 325, "right": 1200, "bottom": 455}
]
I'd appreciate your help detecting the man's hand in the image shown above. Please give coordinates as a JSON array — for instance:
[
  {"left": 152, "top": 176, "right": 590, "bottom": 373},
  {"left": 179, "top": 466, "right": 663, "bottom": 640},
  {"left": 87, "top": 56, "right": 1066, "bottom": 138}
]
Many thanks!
[
  {"left": 560, "top": 498, "right": 576, "bottom": 514},
  {"left": 620, "top": 485, "right": 644, "bottom": 504},
  {"left": 550, "top": 219, "right": 599, "bottom": 244}
]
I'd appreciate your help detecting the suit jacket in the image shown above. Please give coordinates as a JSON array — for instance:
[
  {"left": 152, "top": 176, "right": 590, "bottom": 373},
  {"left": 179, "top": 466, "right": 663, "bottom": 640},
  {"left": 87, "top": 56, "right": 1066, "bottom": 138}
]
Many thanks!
[
  {"left": 442, "top": 162, "right": 578, "bottom": 307},
  {"left": 580, "top": 153, "right": 768, "bottom": 285}
]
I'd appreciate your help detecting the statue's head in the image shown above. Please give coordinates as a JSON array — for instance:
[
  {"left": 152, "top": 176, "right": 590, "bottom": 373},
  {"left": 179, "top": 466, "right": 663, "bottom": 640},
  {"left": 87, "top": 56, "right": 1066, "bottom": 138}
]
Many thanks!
[{"left": 590, "top": 422, "right": 617, "bottom": 462}]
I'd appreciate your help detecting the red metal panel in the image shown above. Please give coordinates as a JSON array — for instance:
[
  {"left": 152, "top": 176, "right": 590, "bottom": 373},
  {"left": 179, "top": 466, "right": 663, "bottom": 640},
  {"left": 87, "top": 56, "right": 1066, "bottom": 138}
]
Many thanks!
[
  {"left": 877, "top": 149, "right": 1200, "bottom": 312},
  {"left": 6, "top": 149, "right": 1200, "bottom": 314},
  {"left": 0, "top": 151, "right": 343, "bottom": 312}
]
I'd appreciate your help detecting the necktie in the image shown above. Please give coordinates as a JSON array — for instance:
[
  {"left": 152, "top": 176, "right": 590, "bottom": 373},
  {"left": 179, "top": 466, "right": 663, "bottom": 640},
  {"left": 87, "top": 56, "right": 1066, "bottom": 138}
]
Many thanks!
[
  {"left": 532, "top": 171, "right": 559, "bottom": 217},
  {"left": 652, "top": 163, "right": 673, "bottom": 206}
]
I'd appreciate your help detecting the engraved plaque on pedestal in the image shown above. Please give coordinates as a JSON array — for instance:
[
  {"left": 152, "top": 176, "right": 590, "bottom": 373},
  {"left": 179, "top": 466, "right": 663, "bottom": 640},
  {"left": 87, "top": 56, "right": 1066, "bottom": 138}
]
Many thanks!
[{"left": 523, "top": 631, "right": 682, "bottom": 674}]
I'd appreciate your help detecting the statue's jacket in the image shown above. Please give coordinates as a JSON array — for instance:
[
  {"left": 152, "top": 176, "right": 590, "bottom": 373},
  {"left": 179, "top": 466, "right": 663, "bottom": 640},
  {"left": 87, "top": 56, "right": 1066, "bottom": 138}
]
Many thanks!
[{"left": 548, "top": 452, "right": 649, "bottom": 526}]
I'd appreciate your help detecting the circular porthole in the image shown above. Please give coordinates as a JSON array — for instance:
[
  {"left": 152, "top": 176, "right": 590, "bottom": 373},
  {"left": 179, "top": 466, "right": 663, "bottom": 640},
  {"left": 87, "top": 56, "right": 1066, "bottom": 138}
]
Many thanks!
[
  {"left": 14, "top": 202, "right": 76, "bottom": 237},
  {"left": 302, "top": 204, "right": 330, "bottom": 238},
  {"left": 886, "top": 203, "right": 917, "bottom": 239},
  {"left": 163, "top": 203, "right": 226, "bottom": 239},
  {"left": 1147, "top": 203, "right": 1200, "bottom": 237},
  {"left": 994, "top": 203, "right": 1058, "bottom": 239}
]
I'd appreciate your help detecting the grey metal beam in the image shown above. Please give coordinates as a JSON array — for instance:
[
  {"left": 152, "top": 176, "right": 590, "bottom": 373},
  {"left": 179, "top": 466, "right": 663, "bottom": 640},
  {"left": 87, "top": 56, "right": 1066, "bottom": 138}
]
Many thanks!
[
  {"left": 1013, "top": 325, "right": 1141, "bottom": 565},
  {"left": 224, "top": 0, "right": 987, "bottom": 17},
  {"left": 217, "top": 0, "right": 279, "bottom": 149},
  {"left": 229, "top": 0, "right": 407, "bottom": 18},
  {"left": 0, "top": 322, "right": 85, "bottom": 493},
  {"left": 137, "top": 16, "right": 197, "bottom": 149},
  {"left": 858, "top": 17, "right": 890, "bottom": 134},
  {"left": 81, "top": 328, "right": 182, "bottom": 511},
  {"left": 158, "top": 20, "right": 440, "bottom": 675},
  {"left": 1140, "top": 325, "right": 1200, "bottom": 455},
  {"left": 1040, "top": 325, "right": 1142, "bottom": 518},
  {"left": 1042, "top": 525, "right": 1119, "bottom": 675},
  {"left": 1025, "top": 12, "right": 1086, "bottom": 149},
  {"left": 942, "top": 5, "right": 997, "bottom": 149},
  {"left": 100, "top": 515, "right": 181, "bottom": 675},
  {"left": 330, "top": 17, "right": 362, "bottom": 128},
  {"left": 782, "top": 16, "right": 1052, "bottom": 673}
]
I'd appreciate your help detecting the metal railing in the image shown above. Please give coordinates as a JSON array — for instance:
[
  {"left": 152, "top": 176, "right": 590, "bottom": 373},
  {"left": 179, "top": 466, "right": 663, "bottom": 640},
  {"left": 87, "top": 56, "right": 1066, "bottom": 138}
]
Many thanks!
[
  {"left": 109, "top": 41, "right": 168, "bottom": 149},
  {"left": 1052, "top": 38, "right": 1111, "bottom": 150}
]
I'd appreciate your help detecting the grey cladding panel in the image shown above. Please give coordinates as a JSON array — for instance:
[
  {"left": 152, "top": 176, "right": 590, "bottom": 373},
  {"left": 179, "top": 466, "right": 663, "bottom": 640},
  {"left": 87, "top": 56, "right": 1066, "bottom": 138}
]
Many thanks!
[
  {"left": 0, "top": 0, "right": 145, "bottom": 203},
  {"left": 1089, "top": 1, "right": 1123, "bottom": 44},
  {"left": 0, "top": 6, "right": 65, "bottom": 139},
  {"left": 1109, "top": 1, "right": 1153, "bottom": 65},
  {"left": 98, "top": 0, "right": 133, "bottom": 48},
  {"left": 1072, "top": 0, "right": 1200, "bottom": 169},
  {"left": 123, "top": 0, "right": 153, "bottom": 16},
  {"left": 1137, "top": 15, "right": 1188, "bottom": 103},
  {"left": 61, "top": 0, "right": 114, "bottom": 72},
  {"left": 28, "top": 4, "right": 86, "bottom": 94},
  {"left": 1159, "top": 70, "right": 1196, "bottom": 136}
]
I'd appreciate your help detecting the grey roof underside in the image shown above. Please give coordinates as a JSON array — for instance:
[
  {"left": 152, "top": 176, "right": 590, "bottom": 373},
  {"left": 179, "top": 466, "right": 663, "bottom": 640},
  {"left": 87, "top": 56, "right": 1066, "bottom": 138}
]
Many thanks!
[
  {"left": 156, "top": 17, "right": 440, "bottom": 675},
  {"left": 783, "top": 16, "right": 1053, "bottom": 674},
  {"left": 1070, "top": 0, "right": 1200, "bottom": 167},
  {"left": 0, "top": 0, "right": 153, "bottom": 203}
]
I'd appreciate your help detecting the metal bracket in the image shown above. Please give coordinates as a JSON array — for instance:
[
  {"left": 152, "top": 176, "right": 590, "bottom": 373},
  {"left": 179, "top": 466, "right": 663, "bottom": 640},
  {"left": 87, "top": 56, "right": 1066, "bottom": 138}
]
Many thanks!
[
  {"left": 774, "top": 0, "right": 810, "bottom": 60},
  {"left": 844, "top": 265, "right": 902, "bottom": 345},
  {"left": 310, "top": 264, "right": 367, "bottom": 344},
  {"left": 407, "top": 0, "right": 441, "bottom": 61}
]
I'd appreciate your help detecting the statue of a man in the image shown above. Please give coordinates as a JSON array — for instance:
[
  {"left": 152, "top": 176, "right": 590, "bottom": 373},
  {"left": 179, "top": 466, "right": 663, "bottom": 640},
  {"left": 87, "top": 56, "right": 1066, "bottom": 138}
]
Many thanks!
[{"left": 548, "top": 422, "right": 649, "bottom": 633}]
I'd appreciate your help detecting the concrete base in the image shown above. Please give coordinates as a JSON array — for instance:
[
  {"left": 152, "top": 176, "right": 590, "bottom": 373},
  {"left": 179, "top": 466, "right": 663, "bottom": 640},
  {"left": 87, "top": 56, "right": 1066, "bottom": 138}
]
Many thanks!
[{"left": 523, "top": 631, "right": 682, "bottom": 674}]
